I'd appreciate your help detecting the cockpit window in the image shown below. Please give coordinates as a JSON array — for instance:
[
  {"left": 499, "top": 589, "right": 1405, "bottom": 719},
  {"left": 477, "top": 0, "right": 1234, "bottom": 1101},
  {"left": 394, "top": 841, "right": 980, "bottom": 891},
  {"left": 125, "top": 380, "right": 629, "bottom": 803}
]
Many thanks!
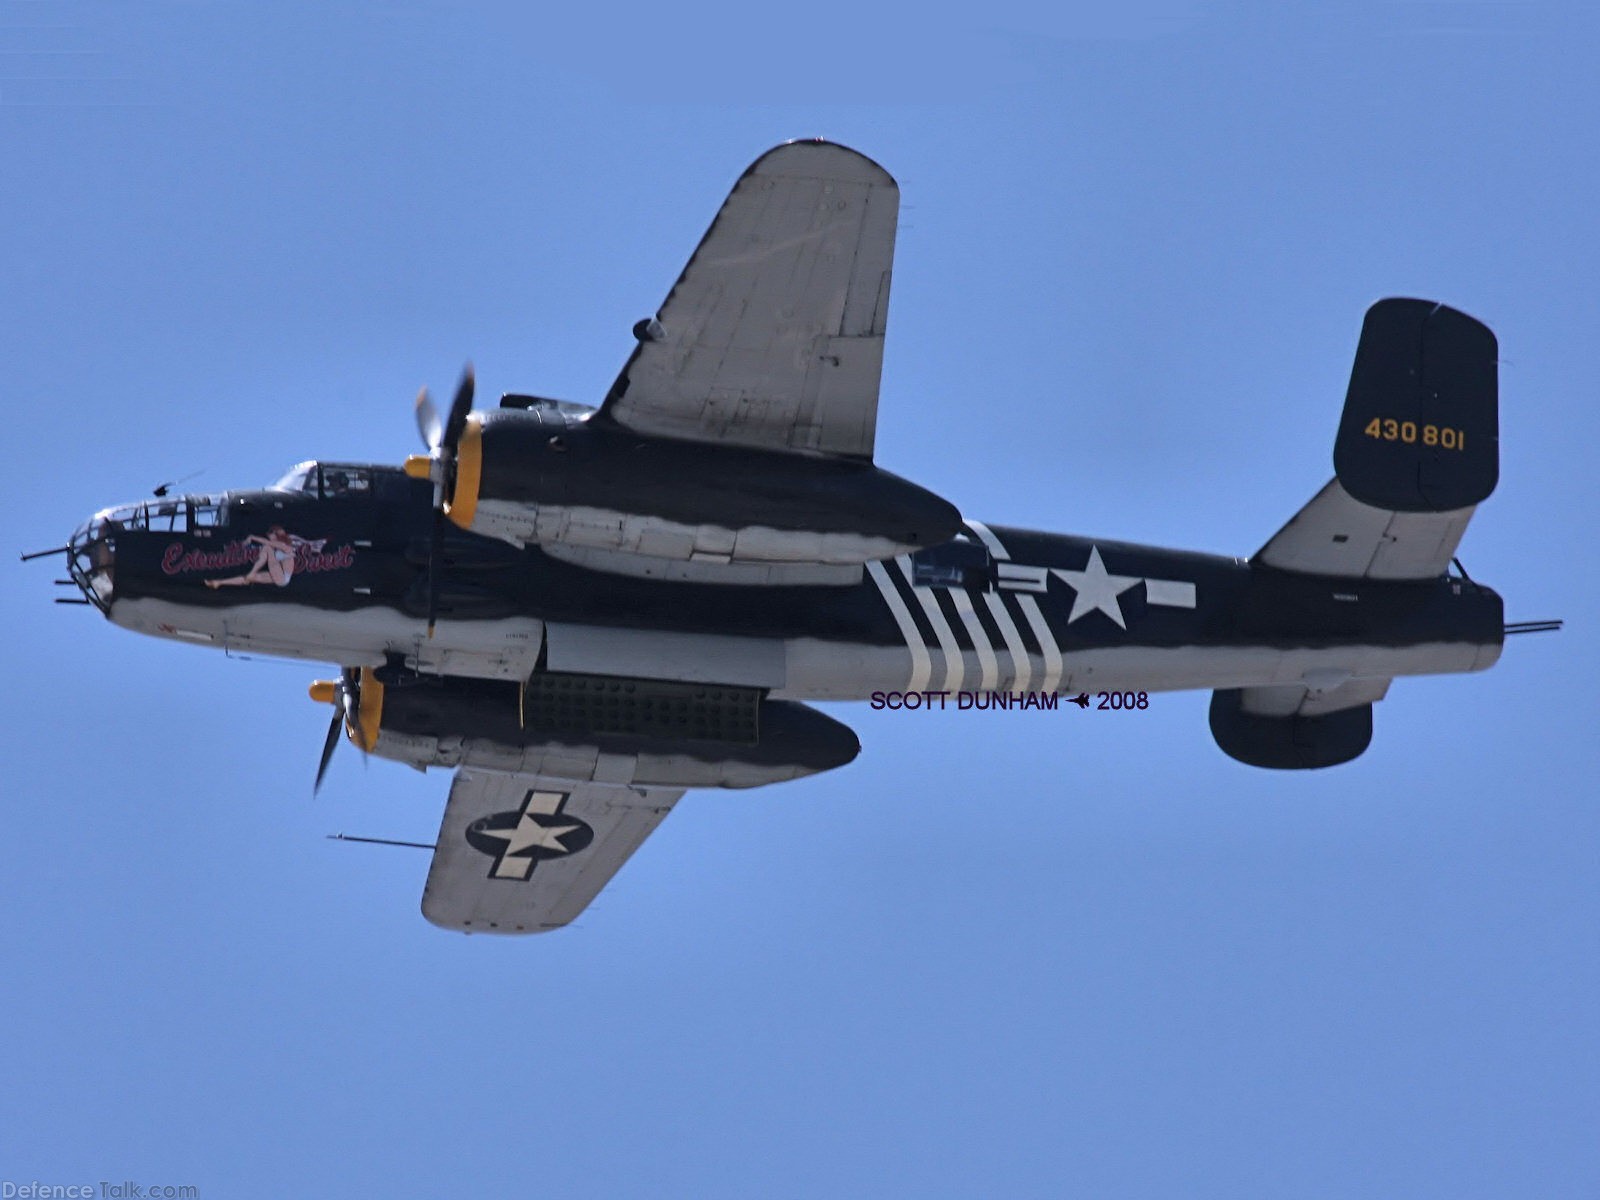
[
  {"left": 273, "top": 462, "right": 316, "bottom": 492},
  {"left": 91, "top": 496, "right": 230, "bottom": 534},
  {"left": 145, "top": 501, "right": 183, "bottom": 531},
  {"left": 270, "top": 461, "right": 373, "bottom": 497},
  {"left": 318, "top": 464, "right": 372, "bottom": 496}
]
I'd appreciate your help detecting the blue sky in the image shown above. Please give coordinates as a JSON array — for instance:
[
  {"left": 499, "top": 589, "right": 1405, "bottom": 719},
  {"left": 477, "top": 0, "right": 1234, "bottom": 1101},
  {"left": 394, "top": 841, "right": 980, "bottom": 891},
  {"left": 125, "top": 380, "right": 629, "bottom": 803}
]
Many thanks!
[{"left": 3, "top": 2, "right": 1595, "bottom": 1196}]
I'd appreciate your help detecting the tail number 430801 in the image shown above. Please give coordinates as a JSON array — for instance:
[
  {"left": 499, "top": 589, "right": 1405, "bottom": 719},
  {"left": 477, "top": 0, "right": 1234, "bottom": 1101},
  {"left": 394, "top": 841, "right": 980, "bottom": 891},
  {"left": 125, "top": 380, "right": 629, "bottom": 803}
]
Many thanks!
[{"left": 1364, "top": 417, "right": 1465, "bottom": 450}]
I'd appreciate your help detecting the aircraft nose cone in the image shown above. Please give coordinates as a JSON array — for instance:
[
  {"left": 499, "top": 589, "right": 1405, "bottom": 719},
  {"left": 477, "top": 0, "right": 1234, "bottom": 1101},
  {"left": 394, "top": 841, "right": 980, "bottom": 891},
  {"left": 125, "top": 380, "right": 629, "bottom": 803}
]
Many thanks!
[{"left": 66, "top": 513, "right": 117, "bottom": 610}]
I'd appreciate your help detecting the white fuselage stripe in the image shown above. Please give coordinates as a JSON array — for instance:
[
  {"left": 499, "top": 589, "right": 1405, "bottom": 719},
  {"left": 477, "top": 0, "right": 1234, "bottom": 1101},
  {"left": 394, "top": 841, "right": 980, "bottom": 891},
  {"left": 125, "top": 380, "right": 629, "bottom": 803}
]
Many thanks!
[
  {"left": 867, "top": 560, "right": 932, "bottom": 692},
  {"left": 949, "top": 589, "right": 999, "bottom": 690},
  {"left": 965, "top": 521, "right": 1065, "bottom": 692},
  {"left": 981, "top": 591, "right": 1032, "bottom": 690},
  {"left": 1016, "top": 595, "right": 1064, "bottom": 693},
  {"left": 964, "top": 520, "right": 1009, "bottom": 560},
  {"left": 896, "top": 556, "right": 965, "bottom": 692}
]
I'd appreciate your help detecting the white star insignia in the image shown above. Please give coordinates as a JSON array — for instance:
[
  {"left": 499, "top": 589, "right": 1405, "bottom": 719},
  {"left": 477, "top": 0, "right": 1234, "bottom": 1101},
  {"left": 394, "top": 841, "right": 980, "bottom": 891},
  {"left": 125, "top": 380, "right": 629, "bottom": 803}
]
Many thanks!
[
  {"left": 476, "top": 812, "right": 582, "bottom": 857},
  {"left": 1051, "top": 546, "right": 1140, "bottom": 629}
]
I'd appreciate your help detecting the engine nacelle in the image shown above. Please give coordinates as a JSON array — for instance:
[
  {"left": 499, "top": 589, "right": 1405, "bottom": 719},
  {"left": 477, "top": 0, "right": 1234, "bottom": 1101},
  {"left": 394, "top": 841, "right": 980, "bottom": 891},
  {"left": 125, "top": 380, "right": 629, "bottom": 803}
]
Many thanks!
[
  {"left": 361, "top": 669, "right": 861, "bottom": 789},
  {"left": 442, "top": 408, "right": 960, "bottom": 574}
]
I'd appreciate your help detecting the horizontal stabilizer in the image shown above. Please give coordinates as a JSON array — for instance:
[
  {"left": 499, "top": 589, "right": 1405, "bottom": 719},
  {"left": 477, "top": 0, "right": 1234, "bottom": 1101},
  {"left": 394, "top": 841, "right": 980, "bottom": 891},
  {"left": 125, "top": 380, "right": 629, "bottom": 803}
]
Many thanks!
[
  {"left": 1255, "top": 478, "right": 1473, "bottom": 580},
  {"left": 1334, "top": 298, "right": 1498, "bottom": 513}
]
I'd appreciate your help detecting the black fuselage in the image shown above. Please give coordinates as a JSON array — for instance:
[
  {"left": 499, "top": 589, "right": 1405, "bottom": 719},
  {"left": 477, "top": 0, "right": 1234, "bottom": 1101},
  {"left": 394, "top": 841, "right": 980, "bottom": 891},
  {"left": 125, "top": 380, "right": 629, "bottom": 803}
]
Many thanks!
[{"left": 70, "top": 461, "right": 1503, "bottom": 708}]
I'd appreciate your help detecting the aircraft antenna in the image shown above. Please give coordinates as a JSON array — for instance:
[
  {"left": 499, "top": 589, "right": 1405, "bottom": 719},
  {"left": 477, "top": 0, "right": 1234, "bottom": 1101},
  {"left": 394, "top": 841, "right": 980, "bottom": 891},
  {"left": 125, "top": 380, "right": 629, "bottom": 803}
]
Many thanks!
[
  {"left": 326, "top": 833, "right": 436, "bottom": 851},
  {"left": 152, "top": 469, "right": 205, "bottom": 498}
]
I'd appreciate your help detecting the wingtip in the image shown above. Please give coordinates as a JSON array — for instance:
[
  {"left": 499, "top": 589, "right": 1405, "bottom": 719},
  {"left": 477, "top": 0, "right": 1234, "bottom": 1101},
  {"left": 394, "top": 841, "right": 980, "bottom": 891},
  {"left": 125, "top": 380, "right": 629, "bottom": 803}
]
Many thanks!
[{"left": 744, "top": 139, "right": 897, "bottom": 189}]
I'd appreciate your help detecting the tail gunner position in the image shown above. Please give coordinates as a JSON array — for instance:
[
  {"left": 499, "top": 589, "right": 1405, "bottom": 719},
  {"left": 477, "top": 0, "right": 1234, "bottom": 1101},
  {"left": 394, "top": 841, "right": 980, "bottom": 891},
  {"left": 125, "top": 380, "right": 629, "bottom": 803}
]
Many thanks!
[{"left": 31, "top": 141, "right": 1541, "bottom": 934}]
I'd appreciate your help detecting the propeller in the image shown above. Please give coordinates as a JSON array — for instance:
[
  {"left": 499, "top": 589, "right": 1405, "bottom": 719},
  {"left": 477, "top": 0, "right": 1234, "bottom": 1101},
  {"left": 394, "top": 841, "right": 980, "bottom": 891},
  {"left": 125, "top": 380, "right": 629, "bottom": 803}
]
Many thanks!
[
  {"left": 410, "top": 366, "right": 475, "bottom": 636},
  {"left": 311, "top": 669, "right": 362, "bottom": 795},
  {"left": 414, "top": 390, "right": 444, "bottom": 458},
  {"left": 314, "top": 702, "right": 345, "bottom": 793}
]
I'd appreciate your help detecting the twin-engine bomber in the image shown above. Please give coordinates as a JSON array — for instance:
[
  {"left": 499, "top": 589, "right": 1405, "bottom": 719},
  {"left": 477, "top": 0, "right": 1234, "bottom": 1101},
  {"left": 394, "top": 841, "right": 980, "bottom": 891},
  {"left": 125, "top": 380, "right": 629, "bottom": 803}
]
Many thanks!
[{"left": 31, "top": 141, "right": 1539, "bottom": 933}]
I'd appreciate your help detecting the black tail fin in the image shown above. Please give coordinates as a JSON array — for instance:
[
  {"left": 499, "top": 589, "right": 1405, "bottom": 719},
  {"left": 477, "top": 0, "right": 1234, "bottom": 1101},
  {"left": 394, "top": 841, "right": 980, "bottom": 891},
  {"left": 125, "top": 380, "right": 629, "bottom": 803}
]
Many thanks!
[{"left": 1333, "top": 298, "right": 1498, "bottom": 513}]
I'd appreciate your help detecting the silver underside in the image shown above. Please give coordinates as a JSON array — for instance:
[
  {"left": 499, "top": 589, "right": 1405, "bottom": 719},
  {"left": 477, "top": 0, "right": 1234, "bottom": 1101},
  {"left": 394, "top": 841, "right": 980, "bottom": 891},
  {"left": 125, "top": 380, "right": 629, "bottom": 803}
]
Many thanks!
[
  {"left": 110, "top": 598, "right": 546, "bottom": 681},
  {"left": 111, "top": 597, "right": 1500, "bottom": 703}
]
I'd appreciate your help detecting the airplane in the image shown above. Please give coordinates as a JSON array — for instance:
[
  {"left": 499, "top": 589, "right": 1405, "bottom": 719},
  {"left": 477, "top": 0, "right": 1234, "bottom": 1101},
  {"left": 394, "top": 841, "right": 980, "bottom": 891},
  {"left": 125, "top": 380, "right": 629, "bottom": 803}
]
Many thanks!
[{"left": 27, "top": 139, "right": 1548, "bottom": 934}]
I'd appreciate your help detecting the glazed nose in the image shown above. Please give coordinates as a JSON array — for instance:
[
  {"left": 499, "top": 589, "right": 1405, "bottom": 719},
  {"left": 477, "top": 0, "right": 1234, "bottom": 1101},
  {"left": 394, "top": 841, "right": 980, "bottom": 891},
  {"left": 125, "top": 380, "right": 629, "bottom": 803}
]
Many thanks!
[{"left": 67, "top": 515, "right": 117, "bottom": 609}]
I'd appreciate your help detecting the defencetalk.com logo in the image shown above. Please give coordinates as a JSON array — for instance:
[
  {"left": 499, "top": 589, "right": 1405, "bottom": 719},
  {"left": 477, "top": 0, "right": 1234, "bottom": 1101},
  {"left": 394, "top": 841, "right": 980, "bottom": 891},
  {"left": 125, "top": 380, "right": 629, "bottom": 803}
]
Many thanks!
[{"left": 2, "top": 1184, "right": 199, "bottom": 1199}]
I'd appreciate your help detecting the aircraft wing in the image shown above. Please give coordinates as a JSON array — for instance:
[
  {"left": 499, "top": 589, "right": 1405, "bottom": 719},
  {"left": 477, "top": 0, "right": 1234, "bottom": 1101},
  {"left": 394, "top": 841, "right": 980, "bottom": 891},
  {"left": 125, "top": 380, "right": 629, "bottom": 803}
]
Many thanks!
[
  {"left": 421, "top": 769, "right": 683, "bottom": 934},
  {"left": 598, "top": 139, "right": 898, "bottom": 460}
]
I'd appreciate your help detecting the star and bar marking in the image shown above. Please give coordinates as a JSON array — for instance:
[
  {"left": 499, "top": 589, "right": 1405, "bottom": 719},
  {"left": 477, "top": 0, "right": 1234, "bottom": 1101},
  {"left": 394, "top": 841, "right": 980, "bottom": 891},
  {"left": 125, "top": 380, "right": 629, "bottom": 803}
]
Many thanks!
[
  {"left": 876, "top": 525, "right": 1204, "bottom": 697},
  {"left": 1034, "top": 544, "right": 1198, "bottom": 629},
  {"left": 465, "top": 789, "right": 595, "bottom": 881}
]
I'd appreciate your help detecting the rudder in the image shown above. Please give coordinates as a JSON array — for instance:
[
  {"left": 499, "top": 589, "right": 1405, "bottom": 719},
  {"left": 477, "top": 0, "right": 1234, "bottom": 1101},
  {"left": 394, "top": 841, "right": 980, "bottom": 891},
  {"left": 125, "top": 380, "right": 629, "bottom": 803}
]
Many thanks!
[{"left": 1333, "top": 298, "right": 1498, "bottom": 513}]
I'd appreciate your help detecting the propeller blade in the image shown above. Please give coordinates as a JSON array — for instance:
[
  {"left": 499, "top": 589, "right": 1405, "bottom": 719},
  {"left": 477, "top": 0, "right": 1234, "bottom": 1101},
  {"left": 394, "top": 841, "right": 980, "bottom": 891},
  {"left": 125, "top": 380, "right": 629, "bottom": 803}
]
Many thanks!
[
  {"left": 441, "top": 365, "right": 475, "bottom": 453},
  {"left": 314, "top": 704, "right": 344, "bottom": 794},
  {"left": 426, "top": 509, "right": 443, "bottom": 637},
  {"left": 415, "top": 386, "right": 443, "bottom": 452},
  {"left": 411, "top": 366, "right": 471, "bottom": 638}
]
